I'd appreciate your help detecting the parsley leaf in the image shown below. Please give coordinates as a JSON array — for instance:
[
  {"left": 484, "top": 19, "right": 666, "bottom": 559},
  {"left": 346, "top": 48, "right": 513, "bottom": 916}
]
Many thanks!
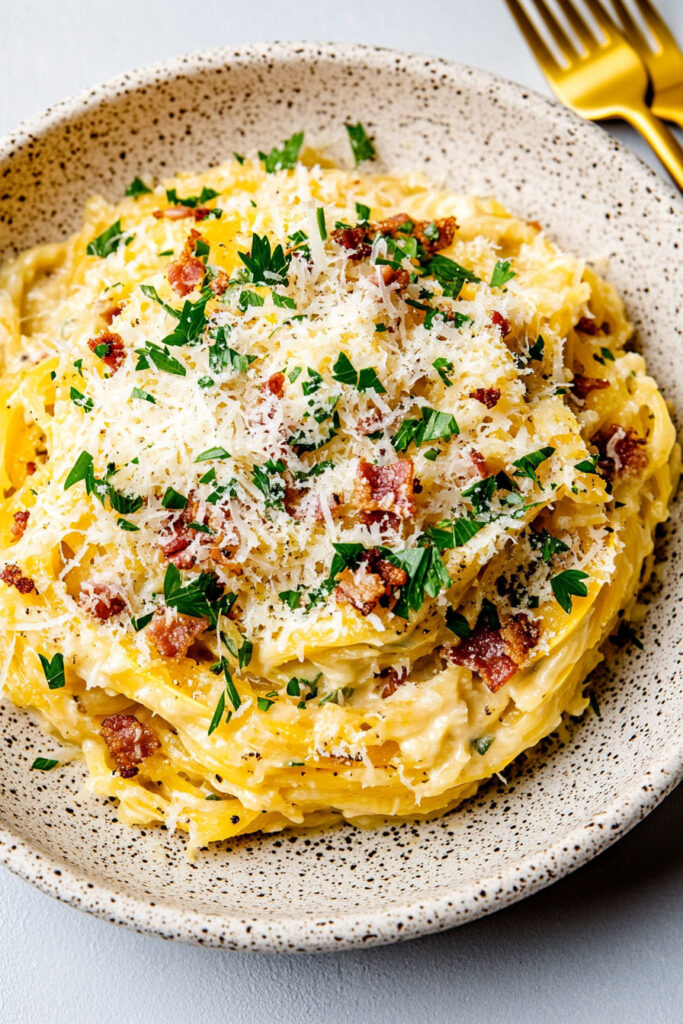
[
  {"left": 355, "top": 202, "right": 371, "bottom": 223},
  {"left": 345, "top": 122, "right": 376, "bottom": 165},
  {"left": 528, "top": 335, "right": 545, "bottom": 361},
  {"left": 424, "top": 253, "right": 480, "bottom": 298},
  {"left": 279, "top": 590, "right": 302, "bottom": 609},
  {"left": 273, "top": 292, "right": 297, "bottom": 310},
  {"left": 251, "top": 459, "right": 287, "bottom": 509},
  {"left": 125, "top": 176, "right": 152, "bottom": 198},
  {"left": 529, "top": 527, "right": 569, "bottom": 563},
  {"left": 135, "top": 341, "right": 187, "bottom": 376},
  {"left": 161, "top": 487, "right": 188, "bottom": 510},
  {"left": 381, "top": 546, "right": 451, "bottom": 619},
  {"left": 117, "top": 518, "right": 139, "bottom": 532},
  {"left": 69, "top": 386, "right": 94, "bottom": 413},
  {"left": 392, "top": 407, "right": 459, "bottom": 452},
  {"left": 130, "top": 386, "right": 156, "bottom": 404},
  {"left": 208, "top": 326, "right": 258, "bottom": 375},
  {"left": 471, "top": 736, "right": 494, "bottom": 755},
  {"left": 490, "top": 259, "right": 516, "bottom": 288},
  {"left": 422, "top": 518, "right": 485, "bottom": 549},
  {"left": 86, "top": 219, "right": 132, "bottom": 258},
  {"left": 38, "top": 652, "right": 65, "bottom": 690},
  {"left": 31, "top": 757, "right": 60, "bottom": 771},
  {"left": 165, "top": 186, "right": 219, "bottom": 208},
  {"left": 445, "top": 608, "right": 471, "bottom": 638},
  {"left": 550, "top": 569, "right": 590, "bottom": 614},
  {"left": 258, "top": 131, "right": 304, "bottom": 173},
  {"left": 331, "top": 352, "right": 386, "bottom": 393},
  {"left": 511, "top": 446, "right": 555, "bottom": 485},
  {"left": 238, "top": 233, "right": 291, "bottom": 287},
  {"left": 163, "top": 563, "right": 227, "bottom": 627},
  {"left": 575, "top": 455, "right": 600, "bottom": 474},
  {"left": 195, "top": 447, "right": 230, "bottom": 463},
  {"left": 316, "top": 207, "right": 327, "bottom": 240},
  {"left": 432, "top": 357, "right": 453, "bottom": 386}
]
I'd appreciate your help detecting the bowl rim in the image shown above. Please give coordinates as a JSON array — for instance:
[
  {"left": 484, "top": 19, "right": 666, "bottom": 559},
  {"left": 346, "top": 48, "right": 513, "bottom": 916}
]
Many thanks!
[{"left": 0, "top": 39, "right": 681, "bottom": 953}]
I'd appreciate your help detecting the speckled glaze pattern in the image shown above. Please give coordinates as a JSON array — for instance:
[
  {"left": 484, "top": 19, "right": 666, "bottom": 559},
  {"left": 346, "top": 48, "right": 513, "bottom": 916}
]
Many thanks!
[{"left": 0, "top": 42, "right": 681, "bottom": 954}]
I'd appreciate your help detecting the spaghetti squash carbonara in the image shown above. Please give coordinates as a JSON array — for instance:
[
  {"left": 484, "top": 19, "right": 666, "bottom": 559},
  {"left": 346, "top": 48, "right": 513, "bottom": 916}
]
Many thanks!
[{"left": 0, "top": 127, "right": 677, "bottom": 852}]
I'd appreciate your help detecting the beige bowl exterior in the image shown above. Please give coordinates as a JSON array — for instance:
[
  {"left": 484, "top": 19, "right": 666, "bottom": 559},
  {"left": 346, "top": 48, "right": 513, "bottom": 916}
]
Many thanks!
[{"left": 0, "top": 42, "right": 681, "bottom": 952}]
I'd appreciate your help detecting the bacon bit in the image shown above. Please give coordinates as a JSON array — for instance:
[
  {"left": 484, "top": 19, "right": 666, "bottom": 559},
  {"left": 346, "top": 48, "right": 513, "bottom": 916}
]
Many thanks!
[
  {"left": 571, "top": 373, "right": 610, "bottom": 400},
  {"left": 469, "top": 387, "right": 501, "bottom": 409},
  {"left": 379, "top": 666, "right": 408, "bottom": 698},
  {"left": 261, "top": 371, "right": 285, "bottom": 399},
  {"left": 467, "top": 448, "right": 490, "bottom": 479},
  {"left": 26, "top": 462, "right": 36, "bottom": 476},
  {"left": 372, "top": 264, "right": 410, "bottom": 289},
  {"left": 148, "top": 608, "right": 207, "bottom": 658},
  {"left": 448, "top": 626, "right": 516, "bottom": 691},
  {"left": 413, "top": 216, "right": 457, "bottom": 254},
  {"left": 501, "top": 613, "right": 541, "bottom": 665},
  {"left": 100, "top": 714, "right": 160, "bottom": 779},
  {"left": 153, "top": 206, "right": 210, "bottom": 222},
  {"left": 575, "top": 316, "right": 600, "bottom": 335},
  {"left": 78, "top": 582, "right": 126, "bottom": 621},
  {"left": 594, "top": 424, "right": 648, "bottom": 482},
  {"left": 490, "top": 310, "right": 510, "bottom": 336},
  {"left": 98, "top": 302, "right": 123, "bottom": 326},
  {"left": 159, "top": 497, "right": 239, "bottom": 571},
  {"left": 88, "top": 331, "right": 125, "bottom": 374},
  {"left": 527, "top": 219, "right": 543, "bottom": 232},
  {"left": 330, "top": 225, "right": 372, "bottom": 260},
  {"left": 167, "top": 228, "right": 206, "bottom": 297},
  {"left": 359, "top": 510, "right": 401, "bottom": 533},
  {"left": 210, "top": 269, "right": 231, "bottom": 296},
  {"left": 10, "top": 510, "right": 29, "bottom": 539},
  {"left": 448, "top": 612, "right": 540, "bottom": 692},
  {"left": 335, "top": 549, "right": 407, "bottom": 616},
  {"left": 352, "top": 460, "right": 416, "bottom": 520},
  {"left": 0, "top": 563, "right": 35, "bottom": 594}
]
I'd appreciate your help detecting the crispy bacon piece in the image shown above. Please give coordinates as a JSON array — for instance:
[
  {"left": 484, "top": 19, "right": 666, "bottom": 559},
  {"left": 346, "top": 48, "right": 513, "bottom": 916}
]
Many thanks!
[
  {"left": 100, "top": 714, "right": 160, "bottom": 779},
  {"left": 448, "top": 612, "right": 540, "bottom": 692},
  {"left": 373, "top": 213, "right": 457, "bottom": 255},
  {"left": 167, "top": 228, "right": 206, "bottom": 297},
  {"left": 352, "top": 460, "right": 416, "bottom": 520},
  {"left": 379, "top": 665, "right": 408, "bottom": 698},
  {"left": 159, "top": 497, "right": 238, "bottom": 571},
  {"left": 97, "top": 301, "right": 123, "bottom": 326},
  {"left": 571, "top": 374, "right": 610, "bottom": 400},
  {"left": 359, "top": 510, "right": 402, "bottom": 533},
  {"left": 490, "top": 310, "right": 510, "bottom": 336},
  {"left": 26, "top": 462, "right": 36, "bottom": 476},
  {"left": 594, "top": 425, "right": 648, "bottom": 482},
  {"left": 467, "top": 448, "right": 490, "bottom": 479},
  {"left": 153, "top": 206, "right": 210, "bottom": 222},
  {"left": 575, "top": 316, "right": 606, "bottom": 336},
  {"left": 330, "top": 225, "right": 372, "bottom": 260},
  {"left": 261, "top": 371, "right": 285, "bottom": 399},
  {"left": 210, "top": 269, "right": 230, "bottom": 296},
  {"left": 372, "top": 264, "right": 410, "bottom": 289},
  {"left": 10, "top": 510, "right": 29, "bottom": 539},
  {"left": 469, "top": 387, "right": 501, "bottom": 409},
  {"left": 88, "top": 331, "right": 125, "bottom": 374},
  {"left": 0, "top": 563, "right": 35, "bottom": 594},
  {"left": 78, "top": 582, "right": 126, "bottom": 621},
  {"left": 148, "top": 608, "right": 207, "bottom": 658},
  {"left": 335, "top": 549, "right": 407, "bottom": 616}
]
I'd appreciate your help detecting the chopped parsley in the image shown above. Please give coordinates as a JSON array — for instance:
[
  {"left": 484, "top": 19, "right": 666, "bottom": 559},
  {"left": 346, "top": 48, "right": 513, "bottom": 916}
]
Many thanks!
[
  {"left": 238, "top": 232, "right": 291, "bottom": 287},
  {"left": 135, "top": 341, "right": 187, "bottom": 376},
  {"left": 279, "top": 590, "right": 302, "bottom": 610},
  {"left": 355, "top": 202, "right": 371, "bottom": 222},
  {"left": 141, "top": 284, "right": 212, "bottom": 348},
  {"left": 273, "top": 292, "right": 297, "bottom": 310},
  {"left": 550, "top": 569, "right": 590, "bottom": 614},
  {"left": 117, "top": 518, "right": 140, "bottom": 532},
  {"left": 380, "top": 545, "right": 451, "bottom": 620},
  {"left": 345, "top": 122, "right": 376, "bottom": 165},
  {"left": 69, "top": 386, "right": 94, "bottom": 413},
  {"left": 38, "top": 652, "right": 65, "bottom": 690},
  {"left": 257, "top": 697, "right": 274, "bottom": 712},
  {"left": 432, "top": 357, "right": 453, "bottom": 386},
  {"left": 575, "top": 454, "right": 600, "bottom": 474},
  {"left": 251, "top": 459, "right": 287, "bottom": 509},
  {"left": 130, "top": 386, "right": 156, "bottom": 404},
  {"left": 331, "top": 352, "right": 386, "bottom": 393},
  {"left": 163, "top": 563, "right": 229, "bottom": 627},
  {"left": 528, "top": 335, "right": 545, "bottom": 361},
  {"left": 445, "top": 608, "right": 471, "bottom": 638},
  {"left": 238, "top": 289, "right": 265, "bottom": 311},
  {"left": 195, "top": 447, "right": 230, "bottom": 463},
  {"left": 208, "top": 326, "right": 258, "bottom": 375},
  {"left": 588, "top": 691, "right": 601, "bottom": 718},
  {"left": 318, "top": 686, "right": 354, "bottom": 706},
  {"left": 471, "top": 736, "right": 494, "bottom": 755},
  {"left": 489, "top": 259, "right": 516, "bottom": 288},
  {"left": 86, "top": 219, "right": 132, "bottom": 258},
  {"left": 64, "top": 451, "right": 143, "bottom": 516},
  {"left": 393, "top": 407, "right": 459, "bottom": 452},
  {"left": 423, "top": 253, "right": 480, "bottom": 298},
  {"left": 131, "top": 612, "right": 154, "bottom": 632},
  {"left": 31, "top": 757, "right": 60, "bottom": 771},
  {"left": 165, "top": 186, "right": 219, "bottom": 207},
  {"left": 161, "top": 487, "right": 188, "bottom": 510},
  {"left": 529, "top": 527, "right": 569, "bottom": 563},
  {"left": 258, "top": 131, "right": 304, "bottom": 173},
  {"left": 125, "top": 176, "right": 152, "bottom": 198},
  {"left": 422, "top": 518, "right": 485, "bottom": 549},
  {"left": 511, "top": 446, "right": 555, "bottom": 485},
  {"left": 316, "top": 207, "right": 327, "bottom": 240}
]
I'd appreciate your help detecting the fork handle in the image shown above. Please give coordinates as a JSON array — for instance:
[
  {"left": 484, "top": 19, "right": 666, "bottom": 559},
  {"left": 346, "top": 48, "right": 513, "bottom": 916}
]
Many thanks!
[{"left": 620, "top": 106, "right": 683, "bottom": 190}]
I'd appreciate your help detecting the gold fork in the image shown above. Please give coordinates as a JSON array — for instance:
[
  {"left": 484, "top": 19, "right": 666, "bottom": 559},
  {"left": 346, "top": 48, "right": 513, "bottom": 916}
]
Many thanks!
[
  {"left": 611, "top": 0, "right": 683, "bottom": 127},
  {"left": 506, "top": 0, "right": 683, "bottom": 188}
]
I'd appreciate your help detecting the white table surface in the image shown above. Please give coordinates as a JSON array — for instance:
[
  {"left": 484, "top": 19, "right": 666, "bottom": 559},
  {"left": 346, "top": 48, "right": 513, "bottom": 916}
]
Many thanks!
[{"left": 0, "top": 2, "right": 681, "bottom": 1021}]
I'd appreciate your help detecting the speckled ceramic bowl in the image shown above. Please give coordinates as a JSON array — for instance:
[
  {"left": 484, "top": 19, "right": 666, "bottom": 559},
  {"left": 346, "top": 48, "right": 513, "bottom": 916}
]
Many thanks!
[{"left": 0, "top": 42, "right": 681, "bottom": 953}]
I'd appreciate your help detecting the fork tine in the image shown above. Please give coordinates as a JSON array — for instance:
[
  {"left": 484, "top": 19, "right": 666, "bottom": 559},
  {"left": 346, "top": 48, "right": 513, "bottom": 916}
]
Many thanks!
[
  {"left": 555, "top": 0, "right": 600, "bottom": 50},
  {"left": 528, "top": 0, "right": 578, "bottom": 61},
  {"left": 506, "top": 0, "right": 560, "bottom": 70},
  {"left": 582, "top": 0, "right": 617, "bottom": 42},
  {"left": 611, "top": 0, "right": 653, "bottom": 54},
  {"left": 631, "top": 0, "right": 678, "bottom": 52}
]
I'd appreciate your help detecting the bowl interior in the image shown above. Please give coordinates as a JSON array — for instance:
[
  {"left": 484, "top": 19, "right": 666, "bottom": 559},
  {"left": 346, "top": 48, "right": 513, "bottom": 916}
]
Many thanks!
[{"left": 0, "top": 43, "right": 681, "bottom": 952}]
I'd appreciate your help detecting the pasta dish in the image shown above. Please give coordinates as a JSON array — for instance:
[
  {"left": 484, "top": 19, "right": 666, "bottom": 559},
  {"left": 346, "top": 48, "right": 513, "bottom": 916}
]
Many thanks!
[{"left": 0, "top": 126, "right": 677, "bottom": 852}]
